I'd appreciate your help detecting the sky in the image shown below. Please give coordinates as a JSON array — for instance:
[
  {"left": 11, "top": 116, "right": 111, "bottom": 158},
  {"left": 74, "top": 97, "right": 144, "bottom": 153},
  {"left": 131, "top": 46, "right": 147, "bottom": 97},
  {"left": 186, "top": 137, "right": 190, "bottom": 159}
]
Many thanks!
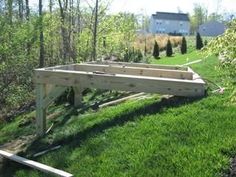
[{"left": 29, "top": 0, "right": 236, "bottom": 15}]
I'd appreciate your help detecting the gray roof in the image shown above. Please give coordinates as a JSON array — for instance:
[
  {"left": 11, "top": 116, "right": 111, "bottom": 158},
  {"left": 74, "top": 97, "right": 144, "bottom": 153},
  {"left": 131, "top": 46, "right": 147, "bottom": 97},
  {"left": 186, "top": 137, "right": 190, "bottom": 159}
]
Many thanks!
[{"left": 152, "top": 12, "right": 190, "bottom": 21}]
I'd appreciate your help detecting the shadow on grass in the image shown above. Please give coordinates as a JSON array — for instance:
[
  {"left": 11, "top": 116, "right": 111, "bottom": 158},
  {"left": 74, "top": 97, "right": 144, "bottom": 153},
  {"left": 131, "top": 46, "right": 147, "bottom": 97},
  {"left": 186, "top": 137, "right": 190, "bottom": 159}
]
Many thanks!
[
  {"left": 30, "top": 95, "right": 204, "bottom": 152},
  {"left": 2, "top": 95, "right": 204, "bottom": 177}
]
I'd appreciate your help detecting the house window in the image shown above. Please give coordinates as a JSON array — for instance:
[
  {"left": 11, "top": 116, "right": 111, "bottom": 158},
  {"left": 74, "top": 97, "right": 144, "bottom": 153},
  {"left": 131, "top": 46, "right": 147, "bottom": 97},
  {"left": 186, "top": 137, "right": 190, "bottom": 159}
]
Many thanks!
[{"left": 180, "top": 22, "right": 183, "bottom": 26}]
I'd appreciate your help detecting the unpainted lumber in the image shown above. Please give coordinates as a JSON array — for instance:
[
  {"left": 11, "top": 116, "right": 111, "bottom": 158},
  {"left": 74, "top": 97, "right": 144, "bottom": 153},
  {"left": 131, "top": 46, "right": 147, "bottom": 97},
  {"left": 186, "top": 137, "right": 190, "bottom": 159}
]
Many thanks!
[
  {"left": 0, "top": 150, "right": 73, "bottom": 177},
  {"left": 99, "top": 92, "right": 146, "bottom": 108},
  {"left": 74, "top": 64, "right": 193, "bottom": 80}
]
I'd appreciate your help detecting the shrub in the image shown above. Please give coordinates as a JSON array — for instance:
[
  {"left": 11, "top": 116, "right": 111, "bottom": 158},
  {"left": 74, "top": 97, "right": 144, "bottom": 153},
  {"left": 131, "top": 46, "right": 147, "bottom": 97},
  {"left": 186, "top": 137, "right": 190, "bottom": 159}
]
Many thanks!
[
  {"left": 204, "top": 19, "right": 236, "bottom": 102},
  {"left": 153, "top": 40, "right": 160, "bottom": 59},
  {"left": 123, "top": 48, "right": 143, "bottom": 62},
  {"left": 196, "top": 32, "right": 203, "bottom": 50},
  {"left": 166, "top": 39, "right": 173, "bottom": 57},
  {"left": 181, "top": 36, "right": 187, "bottom": 54}
]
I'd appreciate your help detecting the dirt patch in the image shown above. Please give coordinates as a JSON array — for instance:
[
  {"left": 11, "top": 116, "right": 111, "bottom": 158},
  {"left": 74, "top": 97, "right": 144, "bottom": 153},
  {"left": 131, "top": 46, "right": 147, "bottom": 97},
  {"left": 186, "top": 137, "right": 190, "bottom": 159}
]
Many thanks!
[{"left": 0, "top": 135, "right": 36, "bottom": 174}]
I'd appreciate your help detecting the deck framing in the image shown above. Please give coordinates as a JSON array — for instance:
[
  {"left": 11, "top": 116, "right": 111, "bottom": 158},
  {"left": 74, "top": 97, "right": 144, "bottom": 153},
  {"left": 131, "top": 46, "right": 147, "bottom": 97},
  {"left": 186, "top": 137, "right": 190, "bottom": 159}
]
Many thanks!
[{"left": 34, "top": 62, "right": 205, "bottom": 136}]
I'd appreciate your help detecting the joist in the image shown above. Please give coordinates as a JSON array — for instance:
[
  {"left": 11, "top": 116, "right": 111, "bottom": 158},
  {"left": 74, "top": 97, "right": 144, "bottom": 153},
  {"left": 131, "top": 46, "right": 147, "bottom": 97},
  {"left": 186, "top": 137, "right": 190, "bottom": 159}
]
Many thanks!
[
  {"left": 86, "top": 61, "right": 188, "bottom": 71},
  {"left": 0, "top": 150, "right": 73, "bottom": 177},
  {"left": 34, "top": 62, "right": 205, "bottom": 136},
  {"left": 74, "top": 64, "right": 193, "bottom": 80},
  {"left": 35, "top": 69, "right": 205, "bottom": 97}
]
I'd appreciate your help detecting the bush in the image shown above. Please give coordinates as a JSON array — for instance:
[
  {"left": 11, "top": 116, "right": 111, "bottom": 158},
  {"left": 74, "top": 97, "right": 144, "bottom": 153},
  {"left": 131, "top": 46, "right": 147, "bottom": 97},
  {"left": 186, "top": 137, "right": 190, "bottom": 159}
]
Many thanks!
[
  {"left": 204, "top": 19, "right": 236, "bottom": 102},
  {"left": 166, "top": 39, "right": 173, "bottom": 57},
  {"left": 153, "top": 40, "right": 160, "bottom": 59},
  {"left": 181, "top": 36, "right": 187, "bottom": 54},
  {"left": 196, "top": 32, "right": 203, "bottom": 50},
  {"left": 123, "top": 48, "right": 143, "bottom": 63}
]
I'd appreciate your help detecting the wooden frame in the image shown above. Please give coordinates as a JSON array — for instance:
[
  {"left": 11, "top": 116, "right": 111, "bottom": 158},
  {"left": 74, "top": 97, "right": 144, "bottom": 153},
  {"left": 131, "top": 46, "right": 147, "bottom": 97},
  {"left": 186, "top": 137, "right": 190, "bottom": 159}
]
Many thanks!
[{"left": 34, "top": 62, "right": 205, "bottom": 136}]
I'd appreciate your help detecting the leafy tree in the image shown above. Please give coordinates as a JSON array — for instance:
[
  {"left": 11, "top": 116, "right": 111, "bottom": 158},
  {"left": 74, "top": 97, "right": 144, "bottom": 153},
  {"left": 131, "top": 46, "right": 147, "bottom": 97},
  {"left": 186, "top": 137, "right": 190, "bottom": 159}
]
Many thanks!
[
  {"left": 204, "top": 19, "right": 236, "bottom": 102},
  {"left": 196, "top": 32, "right": 203, "bottom": 50},
  {"left": 153, "top": 40, "right": 160, "bottom": 59},
  {"left": 166, "top": 39, "right": 173, "bottom": 57},
  {"left": 190, "top": 4, "right": 208, "bottom": 34},
  {"left": 181, "top": 36, "right": 187, "bottom": 54}
]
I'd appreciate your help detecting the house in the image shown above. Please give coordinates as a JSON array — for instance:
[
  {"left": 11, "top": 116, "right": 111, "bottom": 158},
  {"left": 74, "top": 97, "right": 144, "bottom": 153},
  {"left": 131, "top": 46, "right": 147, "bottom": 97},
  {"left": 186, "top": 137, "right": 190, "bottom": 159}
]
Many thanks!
[
  {"left": 198, "top": 21, "right": 226, "bottom": 36},
  {"left": 150, "top": 12, "right": 190, "bottom": 35}
]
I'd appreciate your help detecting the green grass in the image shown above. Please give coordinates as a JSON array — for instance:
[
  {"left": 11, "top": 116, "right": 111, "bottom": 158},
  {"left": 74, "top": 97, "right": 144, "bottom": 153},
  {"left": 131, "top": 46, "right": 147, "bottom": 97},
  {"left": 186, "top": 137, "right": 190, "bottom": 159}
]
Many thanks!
[
  {"left": 1, "top": 51, "right": 236, "bottom": 177},
  {"left": 150, "top": 50, "right": 203, "bottom": 65}
]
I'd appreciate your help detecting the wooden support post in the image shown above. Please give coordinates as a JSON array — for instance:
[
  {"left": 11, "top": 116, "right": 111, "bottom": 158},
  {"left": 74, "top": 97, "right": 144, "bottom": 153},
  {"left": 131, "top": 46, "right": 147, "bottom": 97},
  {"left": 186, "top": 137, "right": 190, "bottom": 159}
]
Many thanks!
[
  {"left": 36, "top": 83, "right": 46, "bottom": 137},
  {"left": 73, "top": 86, "right": 83, "bottom": 107}
]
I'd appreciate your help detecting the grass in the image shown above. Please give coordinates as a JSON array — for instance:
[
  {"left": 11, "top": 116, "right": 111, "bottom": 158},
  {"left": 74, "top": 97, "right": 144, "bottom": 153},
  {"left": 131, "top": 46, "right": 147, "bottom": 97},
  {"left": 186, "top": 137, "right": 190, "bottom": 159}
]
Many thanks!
[
  {"left": 1, "top": 50, "right": 236, "bottom": 177},
  {"left": 150, "top": 50, "right": 202, "bottom": 65}
]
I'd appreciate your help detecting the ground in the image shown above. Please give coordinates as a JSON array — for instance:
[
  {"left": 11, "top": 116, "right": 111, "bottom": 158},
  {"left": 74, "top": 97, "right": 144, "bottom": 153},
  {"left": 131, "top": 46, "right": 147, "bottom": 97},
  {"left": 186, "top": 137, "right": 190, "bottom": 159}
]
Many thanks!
[{"left": 1, "top": 51, "right": 236, "bottom": 177}]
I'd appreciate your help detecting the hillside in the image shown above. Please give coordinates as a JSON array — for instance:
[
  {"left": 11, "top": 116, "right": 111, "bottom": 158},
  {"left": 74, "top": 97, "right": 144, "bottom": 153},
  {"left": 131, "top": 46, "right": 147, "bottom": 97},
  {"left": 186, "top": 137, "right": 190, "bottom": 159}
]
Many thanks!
[{"left": 1, "top": 51, "right": 236, "bottom": 177}]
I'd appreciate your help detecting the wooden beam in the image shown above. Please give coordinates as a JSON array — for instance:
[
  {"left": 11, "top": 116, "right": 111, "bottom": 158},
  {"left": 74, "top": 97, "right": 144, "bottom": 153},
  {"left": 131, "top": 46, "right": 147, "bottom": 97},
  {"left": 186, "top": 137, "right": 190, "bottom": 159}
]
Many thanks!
[
  {"left": 36, "top": 83, "right": 46, "bottom": 137},
  {"left": 74, "top": 64, "right": 193, "bottom": 80},
  {"left": 42, "top": 85, "right": 67, "bottom": 109},
  {"left": 99, "top": 93, "right": 145, "bottom": 108},
  {"left": 0, "top": 150, "right": 73, "bottom": 177},
  {"left": 35, "top": 70, "right": 205, "bottom": 97},
  {"left": 73, "top": 86, "right": 83, "bottom": 107},
  {"left": 86, "top": 61, "right": 188, "bottom": 71}
]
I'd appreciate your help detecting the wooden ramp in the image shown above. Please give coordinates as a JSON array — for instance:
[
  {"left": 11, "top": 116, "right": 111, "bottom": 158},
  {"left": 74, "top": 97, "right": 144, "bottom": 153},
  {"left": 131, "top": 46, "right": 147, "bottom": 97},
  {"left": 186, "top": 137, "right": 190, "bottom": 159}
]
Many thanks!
[
  {"left": 34, "top": 62, "right": 205, "bottom": 136},
  {"left": 0, "top": 150, "right": 73, "bottom": 177}
]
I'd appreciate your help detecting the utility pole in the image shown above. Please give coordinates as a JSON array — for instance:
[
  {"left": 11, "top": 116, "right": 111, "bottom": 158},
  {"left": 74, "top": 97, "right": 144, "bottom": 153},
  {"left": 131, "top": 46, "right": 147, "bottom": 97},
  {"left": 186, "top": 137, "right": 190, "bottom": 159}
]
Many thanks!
[{"left": 92, "top": 0, "right": 98, "bottom": 61}]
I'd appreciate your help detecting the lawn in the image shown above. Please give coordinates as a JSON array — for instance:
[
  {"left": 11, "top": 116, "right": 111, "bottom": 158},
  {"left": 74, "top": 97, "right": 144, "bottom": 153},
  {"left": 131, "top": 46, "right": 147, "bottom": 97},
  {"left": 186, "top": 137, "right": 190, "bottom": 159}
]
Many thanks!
[{"left": 1, "top": 51, "right": 236, "bottom": 177}]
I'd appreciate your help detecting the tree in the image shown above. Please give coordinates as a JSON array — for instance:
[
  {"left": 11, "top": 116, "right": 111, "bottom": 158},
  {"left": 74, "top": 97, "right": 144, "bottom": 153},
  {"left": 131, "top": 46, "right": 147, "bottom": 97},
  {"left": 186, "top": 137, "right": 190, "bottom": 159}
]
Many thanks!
[
  {"left": 153, "top": 40, "right": 160, "bottom": 59},
  {"left": 92, "top": 0, "right": 99, "bottom": 61},
  {"left": 181, "top": 36, "right": 187, "bottom": 54},
  {"left": 39, "top": 0, "right": 45, "bottom": 67},
  {"left": 204, "top": 19, "right": 236, "bottom": 102},
  {"left": 190, "top": 4, "right": 208, "bottom": 34},
  {"left": 196, "top": 32, "right": 203, "bottom": 50},
  {"left": 166, "top": 39, "right": 173, "bottom": 57}
]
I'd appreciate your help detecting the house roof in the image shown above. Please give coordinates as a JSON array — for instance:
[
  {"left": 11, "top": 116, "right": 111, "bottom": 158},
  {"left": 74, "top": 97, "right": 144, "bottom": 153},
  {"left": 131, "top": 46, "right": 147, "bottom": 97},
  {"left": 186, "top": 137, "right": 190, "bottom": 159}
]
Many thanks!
[{"left": 152, "top": 12, "right": 190, "bottom": 21}]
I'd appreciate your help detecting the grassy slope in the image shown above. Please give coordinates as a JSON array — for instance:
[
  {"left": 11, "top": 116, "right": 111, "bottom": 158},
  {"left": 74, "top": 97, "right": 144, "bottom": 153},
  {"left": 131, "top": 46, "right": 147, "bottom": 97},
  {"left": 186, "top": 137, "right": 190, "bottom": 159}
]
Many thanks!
[{"left": 1, "top": 51, "right": 236, "bottom": 177}]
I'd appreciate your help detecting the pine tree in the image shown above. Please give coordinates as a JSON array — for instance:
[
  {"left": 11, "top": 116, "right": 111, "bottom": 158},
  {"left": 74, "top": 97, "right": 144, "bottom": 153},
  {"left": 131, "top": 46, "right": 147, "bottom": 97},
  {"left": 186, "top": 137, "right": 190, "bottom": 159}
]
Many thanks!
[
  {"left": 196, "top": 32, "right": 203, "bottom": 50},
  {"left": 166, "top": 39, "right": 173, "bottom": 57},
  {"left": 181, "top": 36, "right": 187, "bottom": 54},
  {"left": 153, "top": 40, "right": 160, "bottom": 59}
]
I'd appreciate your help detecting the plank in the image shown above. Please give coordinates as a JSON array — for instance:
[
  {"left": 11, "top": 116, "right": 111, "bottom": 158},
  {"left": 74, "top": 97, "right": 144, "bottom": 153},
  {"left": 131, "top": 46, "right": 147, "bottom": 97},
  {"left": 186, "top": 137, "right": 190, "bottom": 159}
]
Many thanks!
[
  {"left": 86, "top": 61, "right": 188, "bottom": 71},
  {"left": 35, "top": 69, "right": 205, "bottom": 97},
  {"left": 181, "top": 59, "right": 202, "bottom": 66},
  {"left": 74, "top": 64, "right": 193, "bottom": 80},
  {"left": 73, "top": 86, "right": 83, "bottom": 107},
  {"left": 0, "top": 150, "right": 73, "bottom": 177},
  {"left": 42, "top": 85, "right": 67, "bottom": 109},
  {"left": 99, "top": 93, "right": 145, "bottom": 108}
]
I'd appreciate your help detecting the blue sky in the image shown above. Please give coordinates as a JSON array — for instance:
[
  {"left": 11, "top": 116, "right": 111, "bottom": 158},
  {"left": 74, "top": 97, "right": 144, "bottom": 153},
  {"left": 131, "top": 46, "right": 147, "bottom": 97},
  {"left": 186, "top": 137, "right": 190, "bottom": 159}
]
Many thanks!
[{"left": 30, "top": 0, "right": 236, "bottom": 15}]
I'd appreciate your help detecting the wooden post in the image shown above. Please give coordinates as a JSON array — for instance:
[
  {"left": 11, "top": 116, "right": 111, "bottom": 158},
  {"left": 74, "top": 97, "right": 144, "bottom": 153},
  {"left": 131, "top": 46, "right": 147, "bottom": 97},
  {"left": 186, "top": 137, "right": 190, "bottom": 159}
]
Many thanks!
[
  {"left": 36, "top": 83, "right": 46, "bottom": 137},
  {"left": 73, "top": 86, "right": 83, "bottom": 107}
]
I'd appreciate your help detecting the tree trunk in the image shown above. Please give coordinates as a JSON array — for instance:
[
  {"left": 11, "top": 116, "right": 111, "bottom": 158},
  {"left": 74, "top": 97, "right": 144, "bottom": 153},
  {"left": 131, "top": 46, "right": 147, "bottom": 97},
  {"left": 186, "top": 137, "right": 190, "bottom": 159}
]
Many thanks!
[
  {"left": 18, "top": 0, "right": 23, "bottom": 20},
  {"left": 39, "top": 0, "right": 45, "bottom": 68},
  {"left": 25, "top": 0, "right": 30, "bottom": 20},
  {"left": 92, "top": 0, "right": 98, "bottom": 61}
]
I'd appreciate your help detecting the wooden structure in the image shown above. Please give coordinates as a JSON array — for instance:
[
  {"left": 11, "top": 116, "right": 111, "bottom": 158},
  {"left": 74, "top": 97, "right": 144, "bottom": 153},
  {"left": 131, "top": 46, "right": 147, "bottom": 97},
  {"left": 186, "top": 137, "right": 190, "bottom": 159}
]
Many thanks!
[
  {"left": 0, "top": 150, "right": 73, "bottom": 177},
  {"left": 35, "top": 62, "right": 205, "bottom": 136}
]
